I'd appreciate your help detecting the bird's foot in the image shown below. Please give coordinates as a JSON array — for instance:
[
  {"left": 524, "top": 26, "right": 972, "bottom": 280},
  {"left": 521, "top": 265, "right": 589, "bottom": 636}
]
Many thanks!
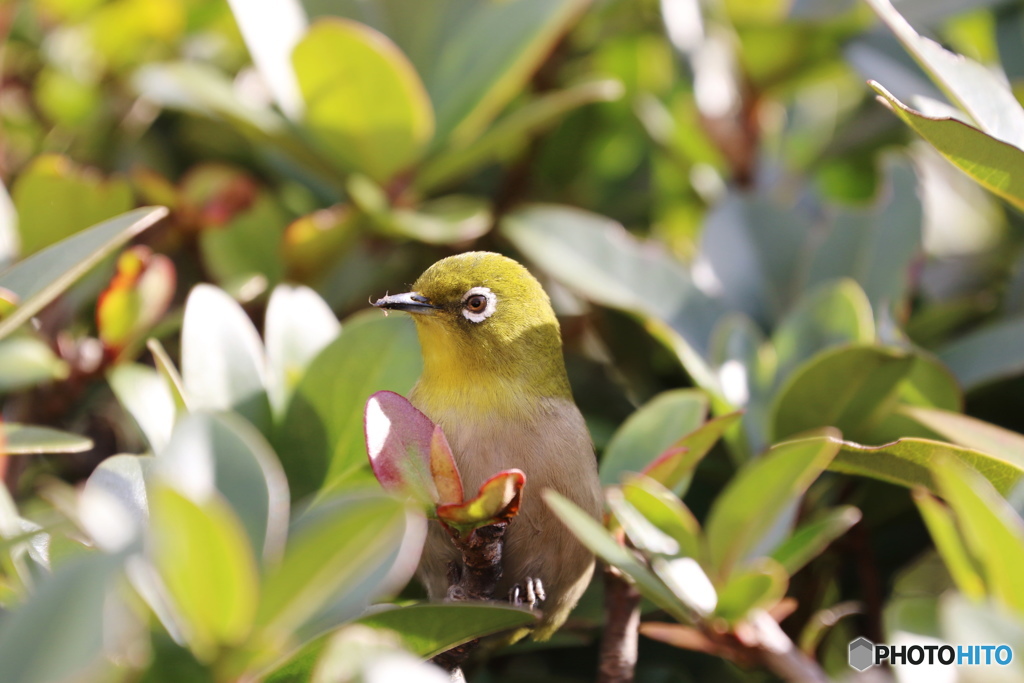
[{"left": 509, "top": 576, "right": 546, "bottom": 610}]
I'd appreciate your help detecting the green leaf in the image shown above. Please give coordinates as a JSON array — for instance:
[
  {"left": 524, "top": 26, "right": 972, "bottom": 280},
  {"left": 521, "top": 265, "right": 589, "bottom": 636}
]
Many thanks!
[
  {"left": 304, "top": 0, "right": 587, "bottom": 146},
  {"left": 11, "top": 154, "right": 134, "bottom": 256},
  {"left": 158, "top": 412, "right": 290, "bottom": 563},
  {"left": 912, "top": 490, "right": 985, "bottom": 600},
  {"left": 932, "top": 458, "right": 1024, "bottom": 612},
  {"left": 80, "top": 454, "right": 154, "bottom": 553},
  {"left": 276, "top": 312, "right": 422, "bottom": 499},
  {"left": 147, "top": 337, "right": 189, "bottom": 412},
  {"left": 501, "top": 205, "right": 723, "bottom": 366},
  {"left": 0, "top": 207, "right": 168, "bottom": 341},
  {"left": 699, "top": 193, "right": 815, "bottom": 326},
  {"left": 198, "top": 193, "right": 289, "bottom": 297},
  {"left": 417, "top": 79, "right": 623, "bottom": 191},
  {"left": 709, "top": 313, "right": 773, "bottom": 456},
  {"left": 355, "top": 604, "right": 537, "bottom": 659},
  {"left": 828, "top": 437, "right": 1024, "bottom": 496},
  {"left": 807, "top": 159, "right": 923, "bottom": 317},
  {"left": 900, "top": 406, "right": 1024, "bottom": 470},
  {"left": 149, "top": 484, "right": 261, "bottom": 661},
  {"left": 387, "top": 195, "right": 492, "bottom": 245},
  {"left": 642, "top": 412, "right": 742, "bottom": 496},
  {"left": 865, "top": 0, "right": 1024, "bottom": 146},
  {"left": 0, "top": 553, "right": 123, "bottom": 683},
  {"left": 772, "top": 279, "right": 875, "bottom": 384},
  {"left": 264, "top": 284, "right": 341, "bottom": 418},
  {"left": 705, "top": 436, "right": 840, "bottom": 581},
  {"left": 770, "top": 345, "right": 915, "bottom": 442},
  {"left": 937, "top": 316, "right": 1024, "bottom": 389},
  {"left": 223, "top": 0, "right": 307, "bottom": 119},
  {"left": 0, "top": 423, "right": 92, "bottom": 455},
  {"left": 871, "top": 84, "right": 1024, "bottom": 211},
  {"left": 713, "top": 558, "right": 789, "bottom": 624},
  {"left": 293, "top": 18, "right": 434, "bottom": 182},
  {"left": 769, "top": 506, "right": 862, "bottom": 575},
  {"left": 599, "top": 389, "right": 709, "bottom": 487},
  {"left": 108, "top": 363, "right": 176, "bottom": 452},
  {"left": 181, "top": 284, "right": 272, "bottom": 434},
  {"left": 621, "top": 476, "right": 703, "bottom": 561},
  {"left": 0, "top": 336, "right": 69, "bottom": 393},
  {"left": 543, "top": 490, "right": 692, "bottom": 623},
  {"left": 255, "top": 492, "right": 412, "bottom": 649},
  {"left": 132, "top": 62, "right": 340, "bottom": 185}
]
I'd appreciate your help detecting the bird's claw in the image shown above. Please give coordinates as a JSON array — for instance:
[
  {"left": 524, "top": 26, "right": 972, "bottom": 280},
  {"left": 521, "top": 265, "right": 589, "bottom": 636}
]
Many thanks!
[{"left": 509, "top": 577, "right": 546, "bottom": 610}]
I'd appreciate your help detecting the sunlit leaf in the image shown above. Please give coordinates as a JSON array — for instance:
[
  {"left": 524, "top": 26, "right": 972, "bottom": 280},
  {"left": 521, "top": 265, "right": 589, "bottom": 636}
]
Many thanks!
[
  {"left": 255, "top": 492, "right": 411, "bottom": 649},
  {"left": 770, "top": 345, "right": 915, "bottom": 443},
  {"left": 181, "top": 284, "right": 272, "bottom": 434},
  {"left": 900, "top": 406, "right": 1024, "bottom": 470},
  {"left": 365, "top": 390, "right": 446, "bottom": 506},
  {"left": 108, "top": 363, "right": 176, "bottom": 452},
  {"left": 0, "top": 423, "right": 92, "bottom": 455},
  {"left": 705, "top": 435, "right": 839, "bottom": 581},
  {"left": 157, "top": 412, "right": 290, "bottom": 562},
  {"left": 769, "top": 505, "right": 862, "bottom": 575},
  {"left": 600, "top": 389, "right": 709, "bottom": 486},
  {"left": 713, "top": 558, "right": 788, "bottom": 624},
  {"left": 149, "top": 485, "right": 260, "bottom": 661},
  {"left": 292, "top": 18, "right": 434, "bottom": 182},
  {"left": 829, "top": 436, "right": 1024, "bottom": 496},
  {"left": 865, "top": 0, "right": 1024, "bottom": 147},
  {"left": 11, "top": 154, "right": 134, "bottom": 256},
  {"left": 0, "top": 207, "right": 168, "bottom": 340},
  {"left": 437, "top": 469, "right": 524, "bottom": 534},
  {"left": 0, "top": 336, "right": 69, "bottom": 393},
  {"left": 355, "top": 604, "right": 537, "bottom": 659},
  {"left": 871, "top": 84, "right": 1024, "bottom": 211},
  {"left": 932, "top": 458, "right": 1024, "bottom": 612},
  {"left": 264, "top": 284, "right": 341, "bottom": 417},
  {"left": 277, "top": 312, "right": 421, "bottom": 499},
  {"left": 912, "top": 490, "right": 985, "bottom": 600},
  {"left": 543, "top": 490, "right": 692, "bottom": 623},
  {"left": 620, "top": 475, "right": 703, "bottom": 561}
]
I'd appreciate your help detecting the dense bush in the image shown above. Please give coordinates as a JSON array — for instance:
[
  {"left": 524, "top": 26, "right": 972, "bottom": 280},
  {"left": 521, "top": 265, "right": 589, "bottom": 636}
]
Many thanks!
[{"left": 2, "top": 0, "right": 1024, "bottom": 681}]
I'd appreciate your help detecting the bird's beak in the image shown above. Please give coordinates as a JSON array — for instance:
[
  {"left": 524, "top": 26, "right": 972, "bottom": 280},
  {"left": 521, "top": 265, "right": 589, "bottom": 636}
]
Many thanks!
[{"left": 372, "top": 291, "right": 438, "bottom": 314}]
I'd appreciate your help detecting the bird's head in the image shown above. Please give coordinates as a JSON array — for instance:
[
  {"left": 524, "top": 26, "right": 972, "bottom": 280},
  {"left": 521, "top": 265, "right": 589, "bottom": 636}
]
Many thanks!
[{"left": 373, "top": 252, "right": 570, "bottom": 399}]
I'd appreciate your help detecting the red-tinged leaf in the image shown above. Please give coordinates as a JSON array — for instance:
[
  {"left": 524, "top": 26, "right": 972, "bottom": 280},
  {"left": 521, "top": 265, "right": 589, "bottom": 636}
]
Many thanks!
[
  {"left": 179, "top": 164, "right": 258, "bottom": 230},
  {"left": 430, "top": 425, "right": 463, "bottom": 505},
  {"left": 97, "top": 246, "right": 176, "bottom": 359},
  {"left": 642, "top": 446, "right": 689, "bottom": 486},
  {"left": 642, "top": 412, "right": 742, "bottom": 494},
  {"left": 364, "top": 390, "right": 439, "bottom": 506},
  {"left": 437, "top": 469, "right": 526, "bottom": 534}
]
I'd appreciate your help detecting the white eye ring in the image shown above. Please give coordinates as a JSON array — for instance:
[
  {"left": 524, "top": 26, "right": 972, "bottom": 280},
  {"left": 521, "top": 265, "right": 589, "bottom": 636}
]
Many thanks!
[{"left": 461, "top": 286, "right": 497, "bottom": 323}]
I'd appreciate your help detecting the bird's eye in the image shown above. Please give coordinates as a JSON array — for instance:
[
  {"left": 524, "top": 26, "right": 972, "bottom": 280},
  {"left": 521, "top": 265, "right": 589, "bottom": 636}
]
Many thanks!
[{"left": 461, "top": 286, "right": 497, "bottom": 323}]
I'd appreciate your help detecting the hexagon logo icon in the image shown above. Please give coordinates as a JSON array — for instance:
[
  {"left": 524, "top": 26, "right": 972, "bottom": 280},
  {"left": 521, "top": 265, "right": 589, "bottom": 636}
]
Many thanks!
[{"left": 849, "top": 637, "right": 875, "bottom": 671}]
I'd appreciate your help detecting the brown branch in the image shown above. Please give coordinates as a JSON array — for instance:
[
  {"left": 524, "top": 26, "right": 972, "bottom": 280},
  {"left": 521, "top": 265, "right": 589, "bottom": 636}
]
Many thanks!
[
  {"left": 431, "top": 522, "right": 509, "bottom": 674},
  {"left": 598, "top": 565, "right": 642, "bottom": 683}
]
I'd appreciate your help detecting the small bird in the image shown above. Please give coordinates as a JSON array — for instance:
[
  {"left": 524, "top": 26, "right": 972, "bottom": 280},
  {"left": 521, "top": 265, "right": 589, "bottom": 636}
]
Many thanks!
[{"left": 373, "top": 251, "right": 603, "bottom": 640}]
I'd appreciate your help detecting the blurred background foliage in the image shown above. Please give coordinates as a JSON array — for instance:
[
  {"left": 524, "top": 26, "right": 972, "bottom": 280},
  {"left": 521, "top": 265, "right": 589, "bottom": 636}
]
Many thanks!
[{"left": 3, "top": 0, "right": 1024, "bottom": 680}]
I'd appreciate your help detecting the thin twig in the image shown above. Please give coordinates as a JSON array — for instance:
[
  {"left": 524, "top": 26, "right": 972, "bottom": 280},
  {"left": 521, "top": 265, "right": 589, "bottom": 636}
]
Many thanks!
[{"left": 598, "top": 565, "right": 642, "bottom": 683}]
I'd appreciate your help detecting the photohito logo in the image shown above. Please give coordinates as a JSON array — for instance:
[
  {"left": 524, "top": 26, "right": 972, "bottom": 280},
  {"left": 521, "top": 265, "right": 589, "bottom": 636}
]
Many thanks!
[{"left": 849, "top": 638, "right": 1014, "bottom": 671}]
